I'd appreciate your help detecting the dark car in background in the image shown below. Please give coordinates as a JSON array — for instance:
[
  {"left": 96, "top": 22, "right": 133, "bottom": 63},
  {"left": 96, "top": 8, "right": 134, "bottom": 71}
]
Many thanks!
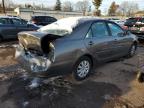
[
  {"left": 0, "top": 16, "right": 39, "bottom": 41},
  {"left": 30, "top": 16, "right": 57, "bottom": 26},
  {"left": 107, "top": 18, "right": 125, "bottom": 26},
  {"left": 125, "top": 17, "right": 144, "bottom": 40},
  {"left": 16, "top": 17, "right": 138, "bottom": 81},
  {"left": 124, "top": 17, "right": 141, "bottom": 27}
]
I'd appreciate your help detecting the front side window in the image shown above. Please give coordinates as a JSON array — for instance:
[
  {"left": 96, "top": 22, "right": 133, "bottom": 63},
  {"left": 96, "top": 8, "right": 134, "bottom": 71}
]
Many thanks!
[
  {"left": 86, "top": 29, "right": 92, "bottom": 38},
  {"left": 108, "top": 23, "right": 124, "bottom": 36},
  {"left": 91, "top": 22, "right": 109, "bottom": 38}
]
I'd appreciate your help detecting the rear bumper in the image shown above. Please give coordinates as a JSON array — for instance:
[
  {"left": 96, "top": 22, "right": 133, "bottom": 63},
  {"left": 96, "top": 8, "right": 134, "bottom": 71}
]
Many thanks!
[{"left": 15, "top": 46, "right": 52, "bottom": 77}]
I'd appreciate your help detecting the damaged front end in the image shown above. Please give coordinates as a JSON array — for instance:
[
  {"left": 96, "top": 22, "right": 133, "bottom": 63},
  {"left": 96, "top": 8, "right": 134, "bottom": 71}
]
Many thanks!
[{"left": 15, "top": 31, "right": 58, "bottom": 76}]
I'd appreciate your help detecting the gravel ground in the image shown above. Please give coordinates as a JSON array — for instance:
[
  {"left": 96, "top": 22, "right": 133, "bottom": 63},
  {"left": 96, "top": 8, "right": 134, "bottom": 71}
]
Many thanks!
[{"left": 0, "top": 41, "right": 144, "bottom": 108}]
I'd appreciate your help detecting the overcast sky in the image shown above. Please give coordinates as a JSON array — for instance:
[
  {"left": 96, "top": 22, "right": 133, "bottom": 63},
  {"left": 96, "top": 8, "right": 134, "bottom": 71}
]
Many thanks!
[{"left": 12, "top": 0, "right": 144, "bottom": 13}]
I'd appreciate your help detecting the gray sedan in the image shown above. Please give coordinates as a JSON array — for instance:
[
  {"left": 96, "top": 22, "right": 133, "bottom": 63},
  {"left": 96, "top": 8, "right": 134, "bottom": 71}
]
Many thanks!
[{"left": 15, "top": 17, "right": 138, "bottom": 81}]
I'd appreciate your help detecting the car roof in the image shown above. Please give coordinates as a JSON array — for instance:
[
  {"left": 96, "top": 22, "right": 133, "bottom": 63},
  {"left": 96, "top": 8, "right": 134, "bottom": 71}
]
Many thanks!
[
  {"left": 0, "top": 16, "right": 19, "bottom": 19},
  {"left": 32, "top": 15, "right": 55, "bottom": 18},
  {"left": 71, "top": 17, "right": 110, "bottom": 25},
  {"left": 0, "top": 16, "right": 26, "bottom": 21}
]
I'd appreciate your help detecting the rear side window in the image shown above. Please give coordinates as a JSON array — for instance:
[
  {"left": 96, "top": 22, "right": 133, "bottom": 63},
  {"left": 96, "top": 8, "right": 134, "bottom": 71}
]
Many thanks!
[
  {"left": 32, "top": 16, "right": 56, "bottom": 22},
  {"left": 91, "top": 22, "right": 109, "bottom": 38},
  {"left": 0, "top": 18, "right": 11, "bottom": 24},
  {"left": 45, "top": 17, "right": 51, "bottom": 22},
  {"left": 32, "top": 16, "right": 46, "bottom": 22},
  {"left": 12, "top": 19, "right": 23, "bottom": 25},
  {"left": 108, "top": 23, "right": 124, "bottom": 36},
  {"left": 21, "top": 19, "right": 27, "bottom": 24}
]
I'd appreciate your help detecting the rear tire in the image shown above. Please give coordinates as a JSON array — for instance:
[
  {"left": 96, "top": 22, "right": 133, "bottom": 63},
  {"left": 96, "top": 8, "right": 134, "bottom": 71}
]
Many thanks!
[{"left": 73, "top": 56, "right": 92, "bottom": 81}]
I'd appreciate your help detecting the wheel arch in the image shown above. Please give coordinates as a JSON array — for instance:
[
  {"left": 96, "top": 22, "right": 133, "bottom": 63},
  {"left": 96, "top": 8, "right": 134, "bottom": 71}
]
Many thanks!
[{"left": 74, "top": 54, "right": 94, "bottom": 68}]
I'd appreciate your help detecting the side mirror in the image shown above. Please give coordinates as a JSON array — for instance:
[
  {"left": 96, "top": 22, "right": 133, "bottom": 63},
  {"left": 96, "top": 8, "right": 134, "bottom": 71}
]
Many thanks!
[
  {"left": 117, "top": 32, "right": 125, "bottom": 37},
  {"left": 118, "top": 30, "right": 129, "bottom": 37},
  {"left": 124, "top": 30, "right": 130, "bottom": 35}
]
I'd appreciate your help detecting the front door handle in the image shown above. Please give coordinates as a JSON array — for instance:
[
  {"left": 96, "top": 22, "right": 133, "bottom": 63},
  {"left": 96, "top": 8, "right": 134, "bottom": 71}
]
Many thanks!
[
  {"left": 114, "top": 39, "right": 118, "bottom": 41},
  {"left": 88, "top": 41, "right": 94, "bottom": 46}
]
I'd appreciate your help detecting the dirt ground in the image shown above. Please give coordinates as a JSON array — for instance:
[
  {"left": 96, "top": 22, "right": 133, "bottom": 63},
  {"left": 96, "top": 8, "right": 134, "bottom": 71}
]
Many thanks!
[{"left": 0, "top": 41, "right": 144, "bottom": 108}]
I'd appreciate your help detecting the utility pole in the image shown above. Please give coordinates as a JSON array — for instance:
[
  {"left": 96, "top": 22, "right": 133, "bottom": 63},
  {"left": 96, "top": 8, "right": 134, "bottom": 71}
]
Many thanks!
[{"left": 2, "top": 0, "right": 6, "bottom": 14}]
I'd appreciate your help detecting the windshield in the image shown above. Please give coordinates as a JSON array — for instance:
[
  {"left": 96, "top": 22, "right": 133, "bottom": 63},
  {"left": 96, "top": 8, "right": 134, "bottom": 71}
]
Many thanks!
[{"left": 38, "top": 17, "right": 80, "bottom": 36}]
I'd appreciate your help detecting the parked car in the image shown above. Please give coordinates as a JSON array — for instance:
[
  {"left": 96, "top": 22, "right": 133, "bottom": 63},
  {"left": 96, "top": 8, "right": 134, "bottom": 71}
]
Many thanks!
[
  {"left": 107, "top": 18, "right": 125, "bottom": 27},
  {"left": 125, "top": 17, "right": 144, "bottom": 40},
  {"left": 124, "top": 17, "right": 144, "bottom": 27},
  {"left": 15, "top": 17, "right": 138, "bottom": 81},
  {"left": 29, "top": 16, "right": 57, "bottom": 26},
  {"left": 130, "top": 22, "right": 144, "bottom": 40},
  {"left": 0, "top": 16, "right": 39, "bottom": 41}
]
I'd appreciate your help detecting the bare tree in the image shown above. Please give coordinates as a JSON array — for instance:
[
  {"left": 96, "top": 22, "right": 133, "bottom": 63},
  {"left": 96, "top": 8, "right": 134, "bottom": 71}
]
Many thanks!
[
  {"left": 108, "top": 1, "right": 119, "bottom": 16},
  {"left": 62, "top": 1, "right": 73, "bottom": 12},
  {"left": 54, "top": 0, "right": 61, "bottom": 11},
  {"left": 119, "top": 1, "right": 139, "bottom": 16},
  {"left": 92, "top": 0, "right": 102, "bottom": 16},
  {"left": 2, "top": 0, "right": 6, "bottom": 14},
  {"left": 75, "top": 0, "right": 90, "bottom": 15},
  {"left": 1, "top": 0, "right": 14, "bottom": 8}
]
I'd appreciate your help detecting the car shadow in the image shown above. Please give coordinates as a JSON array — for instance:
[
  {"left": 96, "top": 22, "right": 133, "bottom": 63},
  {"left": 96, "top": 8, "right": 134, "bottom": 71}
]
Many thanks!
[
  {"left": 0, "top": 75, "right": 122, "bottom": 108},
  {"left": 0, "top": 39, "right": 18, "bottom": 46}
]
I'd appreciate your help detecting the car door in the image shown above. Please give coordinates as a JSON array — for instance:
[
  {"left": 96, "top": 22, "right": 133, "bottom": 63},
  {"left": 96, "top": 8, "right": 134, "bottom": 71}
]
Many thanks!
[
  {"left": 84, "top": 21, "right": 118, "bottom": 62},
  {"left": 107, "top": 22, "right": 131, "bottom": 56},
  {"left": 12, "top": 18, "right": 32, "bottom": 34},
  {"left": 0, "top": 18, "right": 17, "bottom": 39}
]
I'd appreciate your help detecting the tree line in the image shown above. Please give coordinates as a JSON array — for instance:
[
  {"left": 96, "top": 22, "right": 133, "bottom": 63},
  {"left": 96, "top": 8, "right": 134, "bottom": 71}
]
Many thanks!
[
  {"left": 0, "top": 0, "right": 102, "bottom": 16},
  {"left": 0, "top": 0, "right": 141, "bottom": 17}
]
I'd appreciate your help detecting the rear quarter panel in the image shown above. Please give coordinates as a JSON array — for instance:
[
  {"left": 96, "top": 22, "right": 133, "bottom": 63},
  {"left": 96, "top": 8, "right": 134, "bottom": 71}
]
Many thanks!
[{"left": 49, "top": 21, "right": 93, "bottom": 74}]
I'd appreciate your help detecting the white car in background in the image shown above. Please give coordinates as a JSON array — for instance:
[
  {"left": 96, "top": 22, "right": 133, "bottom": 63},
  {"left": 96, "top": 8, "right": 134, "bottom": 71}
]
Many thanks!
[{"left": 107, "top": 18, "right": 125, "bottom": 27}]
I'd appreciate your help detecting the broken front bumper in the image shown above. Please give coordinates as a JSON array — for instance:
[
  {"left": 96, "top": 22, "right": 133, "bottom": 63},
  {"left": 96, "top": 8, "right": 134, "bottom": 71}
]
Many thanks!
[{"left": 15, "top": 46, "right": 52, "bottom": 76}]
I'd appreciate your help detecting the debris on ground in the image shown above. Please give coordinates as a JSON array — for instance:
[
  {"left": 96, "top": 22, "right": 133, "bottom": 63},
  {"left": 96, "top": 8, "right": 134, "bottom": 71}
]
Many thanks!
[{"left": 0, "top": 42, "right": 144, "bottom": 108}]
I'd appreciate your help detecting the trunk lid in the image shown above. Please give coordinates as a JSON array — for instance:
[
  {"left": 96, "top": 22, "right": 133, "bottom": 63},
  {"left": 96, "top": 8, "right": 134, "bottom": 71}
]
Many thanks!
[
  {"left": 18, "top": 31, "right": 47, "bottom": 54},
  {"left": 18, "top": 31, "right": 61, "bottom": 54}
]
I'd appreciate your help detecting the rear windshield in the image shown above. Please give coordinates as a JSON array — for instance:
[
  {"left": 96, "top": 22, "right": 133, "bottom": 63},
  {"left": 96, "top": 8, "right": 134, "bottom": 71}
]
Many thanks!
[{"left": 31, "top": 16, "right": 56, "bottom": 22}]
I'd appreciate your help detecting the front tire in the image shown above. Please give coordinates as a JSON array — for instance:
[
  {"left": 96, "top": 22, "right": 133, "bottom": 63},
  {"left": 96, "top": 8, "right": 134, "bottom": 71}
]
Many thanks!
[
  {"left": 73, "top": 56, "right": 92, "bottom": 81},
  {"left": 128, "top": 44, "right": 137, "bottom": 57},
  {"left": 137, "top": 72, "right": 144, "bottom": 83}
]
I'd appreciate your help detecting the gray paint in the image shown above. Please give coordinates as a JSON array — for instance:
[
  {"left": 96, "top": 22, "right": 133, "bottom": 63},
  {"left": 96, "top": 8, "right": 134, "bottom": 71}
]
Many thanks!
[{"left": 15, "top": 18, "right": 138, "bottom": 77}]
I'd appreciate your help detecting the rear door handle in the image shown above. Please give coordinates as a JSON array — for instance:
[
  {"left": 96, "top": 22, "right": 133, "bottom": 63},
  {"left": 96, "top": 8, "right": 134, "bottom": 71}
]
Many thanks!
[{"left": 88, "top": 41, "right": 94, "bottom": 46}]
